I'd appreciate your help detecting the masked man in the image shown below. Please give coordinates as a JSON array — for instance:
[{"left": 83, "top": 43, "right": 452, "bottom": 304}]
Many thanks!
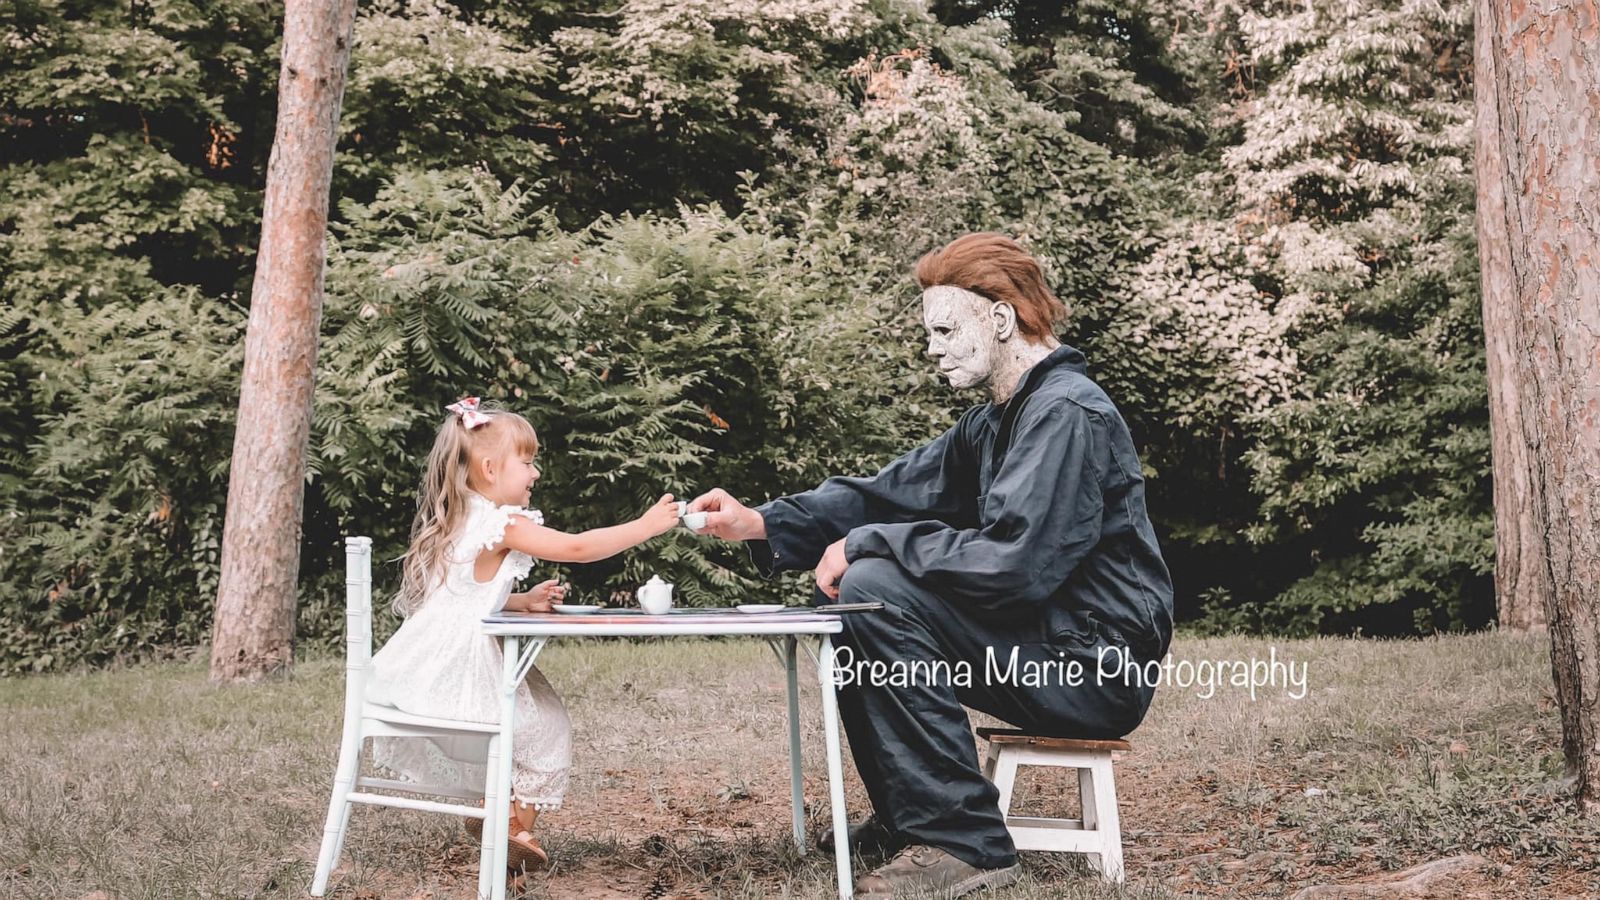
[{"left": 690, "top": 233, "right": 1173, "bottom": 898}]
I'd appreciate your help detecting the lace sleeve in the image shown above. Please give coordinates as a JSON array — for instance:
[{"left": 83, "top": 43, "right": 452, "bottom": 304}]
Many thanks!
[
  {"left": 502, "top": 507, "right": 543, "bottom": 580},
  {"left": 458, "top": 504, "right": 545, "bottom": 556}
]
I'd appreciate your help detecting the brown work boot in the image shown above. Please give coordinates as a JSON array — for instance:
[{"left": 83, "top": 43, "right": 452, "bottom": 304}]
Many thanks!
[{"left": 853, "top": 845, "right": 1021, "bottom": 898}]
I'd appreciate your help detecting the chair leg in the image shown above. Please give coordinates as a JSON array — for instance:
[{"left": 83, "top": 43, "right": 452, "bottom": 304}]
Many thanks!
[
  {"left": 311, "top": 728, "right": 363, "bottom": 894},
  {"left": 991, "top": 750, "right": 1020, "bottom": 819},
  {"left": 329, "top": 798, "right": 354, "bottom": 873},
  {"left": 1085, "top": 757, "right": 1124, "bottom": 884},
  {"left": 478, "top": 735, "right": 502, "bottom": 900}
]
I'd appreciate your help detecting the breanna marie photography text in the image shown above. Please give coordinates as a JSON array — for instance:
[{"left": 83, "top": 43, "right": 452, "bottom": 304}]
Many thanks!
[{"left": 831, "top": 645, "right": 1310, "bottom": 701}]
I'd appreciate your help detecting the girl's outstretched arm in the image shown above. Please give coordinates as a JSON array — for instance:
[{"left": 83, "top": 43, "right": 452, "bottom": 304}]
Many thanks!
[{"left": 499, "top": 494, "right": 681, "bottom": 564}]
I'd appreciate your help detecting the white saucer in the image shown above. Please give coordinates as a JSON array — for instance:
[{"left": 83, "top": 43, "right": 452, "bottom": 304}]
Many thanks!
[
  {"left": 736, "top": 604, "right": 786, "bottom": 614},
  {"left": 551, "top": 604, "right": 602, "bottom": 615}
]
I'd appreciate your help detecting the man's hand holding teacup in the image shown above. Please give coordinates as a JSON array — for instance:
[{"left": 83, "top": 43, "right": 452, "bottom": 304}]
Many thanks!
[
  {"left": 687, "top": 488, "right": 767, "bottom": 542},
  {"left": 689, "top": 489, "right": 850, "bottom": 602}
]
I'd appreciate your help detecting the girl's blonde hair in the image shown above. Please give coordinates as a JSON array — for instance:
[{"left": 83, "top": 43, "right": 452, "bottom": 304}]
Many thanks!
[{"left": 395, "top": 403, "right": 540, "bottom": 616}]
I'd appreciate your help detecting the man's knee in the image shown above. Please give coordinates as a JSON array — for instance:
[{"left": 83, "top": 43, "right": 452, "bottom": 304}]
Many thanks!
[
  {"left": 838, "top": 557, "right": 915, "bottom": 606},
  {"left": 837, "top": 557, "right": 951, "bottom": 649}
]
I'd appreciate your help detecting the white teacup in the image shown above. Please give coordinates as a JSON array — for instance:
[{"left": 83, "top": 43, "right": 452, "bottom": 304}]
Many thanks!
[{"left": 681, "top": 511, "right": 709, "bottom": 532}]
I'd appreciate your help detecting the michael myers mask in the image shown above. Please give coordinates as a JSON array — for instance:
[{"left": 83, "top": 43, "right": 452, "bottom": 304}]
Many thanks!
[{"left": 921, "top": 284, "right": 1017, "bottom": 390}]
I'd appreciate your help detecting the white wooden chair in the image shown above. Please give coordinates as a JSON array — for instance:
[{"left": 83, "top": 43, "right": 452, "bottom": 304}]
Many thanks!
[
  {"left": 978, "top": 727, "right": 1128, "bottom": 883},
  {"left": 311, "top": 536, "right": 505, "bottom": 899}
]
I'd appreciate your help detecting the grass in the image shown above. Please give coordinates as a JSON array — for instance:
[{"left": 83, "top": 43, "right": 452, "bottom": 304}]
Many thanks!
[{"left": 3, "top": 632, "right": 1598, "bottom": 899}]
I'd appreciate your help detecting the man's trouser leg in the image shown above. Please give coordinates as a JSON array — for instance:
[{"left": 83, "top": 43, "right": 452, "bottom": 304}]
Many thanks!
[{"left": 832, "top": 557, "right": 1153, "bottom": 870}]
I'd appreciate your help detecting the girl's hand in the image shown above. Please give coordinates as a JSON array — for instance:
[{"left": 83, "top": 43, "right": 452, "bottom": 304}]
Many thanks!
[
  {"left": 509, "top": 580, "right": 567, "bottom": 612},
  {"left": 639, "top": 493, "right": 680, "bottom": 537}
]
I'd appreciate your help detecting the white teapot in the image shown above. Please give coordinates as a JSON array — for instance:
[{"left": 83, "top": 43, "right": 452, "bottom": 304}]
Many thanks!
[{"left": 636, "top": 575, "right": 674, "bottom": 615}]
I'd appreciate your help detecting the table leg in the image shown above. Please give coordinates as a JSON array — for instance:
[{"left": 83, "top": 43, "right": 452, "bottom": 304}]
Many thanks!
[
  {"left": 816, "top": 635, "right": 853, "bottom": 899},
  {"left": 490, "top": 635, "right": 518, "bottom": 900},
  {"left": 784, "top": 635, "right": 805, "bottom": 852}
]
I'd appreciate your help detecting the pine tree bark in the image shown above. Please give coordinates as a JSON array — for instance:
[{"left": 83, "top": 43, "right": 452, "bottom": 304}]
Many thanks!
[
  {"left": 210, "top": 0, "right": 358, "bottom": 682},
  {"left": 1476, "top": 3, "right": 1552, "bottom": 633},
  {"left": 1475, "top": 0, "right": 1600, "bottom": 806}
]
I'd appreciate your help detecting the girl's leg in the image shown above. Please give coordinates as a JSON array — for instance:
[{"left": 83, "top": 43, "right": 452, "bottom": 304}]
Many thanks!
[
  {"left": 513, "top": 801, "right": 538, "bottom": 834},
  {"left": 505, "top": 800, "right": 548, "bottom": 871},
  {"left": 466, "top": 802, "right": 537, "bottom": 841},
  {"left": 504, "top": 668, "right": 565, "bottom": 870}
]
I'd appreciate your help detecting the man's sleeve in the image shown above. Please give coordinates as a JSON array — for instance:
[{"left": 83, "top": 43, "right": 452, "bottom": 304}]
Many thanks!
[
  {"left": 747, "top": 412, "right": 978, "bottom": 575},
  {"left": 843, "top": 401, "right": 1107, "bottom": 609}
]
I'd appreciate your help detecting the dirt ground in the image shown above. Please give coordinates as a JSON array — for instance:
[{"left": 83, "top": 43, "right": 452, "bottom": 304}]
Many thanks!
[
  {"left": 6, "top": 633, "right": 1599, "bottom": 899},
  {"left": 326, "top": 633, "right": 1598, "bottom": 899}
]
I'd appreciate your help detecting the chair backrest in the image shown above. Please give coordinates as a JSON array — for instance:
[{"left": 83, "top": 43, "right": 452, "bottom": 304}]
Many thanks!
[{"left": 344, "top": 536, "right": 374, "bottom": 706}]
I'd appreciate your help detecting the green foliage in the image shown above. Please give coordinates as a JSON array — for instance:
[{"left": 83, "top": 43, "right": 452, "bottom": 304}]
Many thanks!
[
  {"left": 0, "top": 0, "right": 1496, "bottom": 671},
  {"left": 0, "top": 290, "right": 243, "bottom": 673},
  {"left": 0, "top": 0, "right": 274, "bottom": 673},
  {"left": 337, "top": 0, "right": 556, "bottom": 195},
  {"left": 535, "top": 0, "right": 909, "bottom": 218},
  {"left": 1235, "top": 205, "right": 1492, "bottom": 635},
  {"left": 1161, "top": 0, "right": 1489, "bottom": 635},
  {"left": 298, "top": 171, "right": 804, "bottom": 645},
  {"left": 930, "top": 0, "right": 1203, "bottom": 155}
]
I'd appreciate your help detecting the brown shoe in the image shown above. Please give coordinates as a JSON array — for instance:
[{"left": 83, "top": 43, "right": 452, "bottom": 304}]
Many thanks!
[
  {"left": 464, "top": 809, "right": 550, "bottom": 873},
  {"left": 854, "top": 845, "right": 1020, "bottom": 898},
  {"left": 505, "top": 826, "right": 549, "bottom": 872}
]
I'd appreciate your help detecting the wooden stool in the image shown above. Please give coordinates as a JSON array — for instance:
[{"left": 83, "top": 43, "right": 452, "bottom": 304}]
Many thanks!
[{"left": 977, "top": 727, "right": 1128, "bottom": 883}]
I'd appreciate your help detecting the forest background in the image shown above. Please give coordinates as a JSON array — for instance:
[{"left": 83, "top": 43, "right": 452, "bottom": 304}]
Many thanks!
[{"left": 0, "top": 0, "right": 1487, "bottom": 674}]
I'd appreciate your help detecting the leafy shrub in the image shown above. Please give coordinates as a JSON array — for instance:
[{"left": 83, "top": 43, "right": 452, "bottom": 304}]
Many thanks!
[
  {"left": 0, "top": 0, "right": 1496, "bottom": 671},
  {"left": 0, "top": 290, "right": 243, "bottom": 672}
]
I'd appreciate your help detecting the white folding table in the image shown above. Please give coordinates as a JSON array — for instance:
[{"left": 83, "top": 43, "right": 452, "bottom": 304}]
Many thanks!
[{"left": 480, "top": 609, "right": 854, "bottom": 900}]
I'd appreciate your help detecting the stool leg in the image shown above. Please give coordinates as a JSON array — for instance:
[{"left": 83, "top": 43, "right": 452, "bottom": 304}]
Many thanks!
[
  {"left": 1077, "top": 762, "right": 1098, "bottom": 832},
  {"left": 1086, "top": 757, "right": 1124, "bottom": 884},
  {"left": 991, "top": 750, "right": 1020, "bottom": 819}
]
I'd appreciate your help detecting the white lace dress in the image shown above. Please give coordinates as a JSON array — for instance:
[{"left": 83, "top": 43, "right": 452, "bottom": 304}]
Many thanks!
[{"left": 366, "top": 493, "right": 571, "bottom": 810}]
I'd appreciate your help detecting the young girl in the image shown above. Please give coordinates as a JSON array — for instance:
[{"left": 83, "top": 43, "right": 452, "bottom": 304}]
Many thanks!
[{"left": 366, "top": 397, "right": 680, "bottom": 870}]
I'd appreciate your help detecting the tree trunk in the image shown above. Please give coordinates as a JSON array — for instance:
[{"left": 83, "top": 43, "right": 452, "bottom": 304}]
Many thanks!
[
  {"left": 1475, "top": 0, "right": 1600, "bottom": 806},
  {"left": 1476, "top": 3, "right": 1551, "bottom": 633},
  {"left": 210, "top": 0, "right": 358, "bottom": 682}
]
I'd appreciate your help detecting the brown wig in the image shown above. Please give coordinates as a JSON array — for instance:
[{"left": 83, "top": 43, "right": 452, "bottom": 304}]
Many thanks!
[{"left": 913, "top": 233, "right": 1066, "bottom": 339}]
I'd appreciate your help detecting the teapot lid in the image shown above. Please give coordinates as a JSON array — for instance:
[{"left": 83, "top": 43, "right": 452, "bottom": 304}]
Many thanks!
[{"left": 645, "top": 574, "right": 667, "bottom": 586}]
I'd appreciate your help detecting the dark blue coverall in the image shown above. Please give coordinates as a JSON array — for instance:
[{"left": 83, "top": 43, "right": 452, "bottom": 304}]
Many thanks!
[{"left": 747, "top": 345, "right": 1174, "bottom": 870}]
